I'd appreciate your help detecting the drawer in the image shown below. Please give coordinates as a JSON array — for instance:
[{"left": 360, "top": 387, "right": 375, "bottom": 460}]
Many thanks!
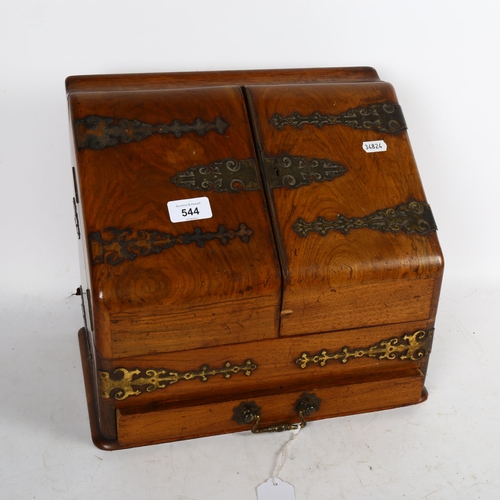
[{"left": 116, "top": 369, "right": 425, "bottom": 447}]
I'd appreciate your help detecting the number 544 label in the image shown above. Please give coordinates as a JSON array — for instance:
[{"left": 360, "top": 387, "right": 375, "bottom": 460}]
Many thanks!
[{"left": 167, "top": 196, "right": 213, "bottom": 223}]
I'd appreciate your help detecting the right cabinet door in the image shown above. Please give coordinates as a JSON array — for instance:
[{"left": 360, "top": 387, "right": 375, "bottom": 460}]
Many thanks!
[{"left": 245, "top": 82, "right": 444, "bottom": 337}]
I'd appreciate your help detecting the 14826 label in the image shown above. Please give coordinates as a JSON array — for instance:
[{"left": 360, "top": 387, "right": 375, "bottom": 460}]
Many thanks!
[{"left": 362, "top": 140, "right": 387, "bottom": 153}]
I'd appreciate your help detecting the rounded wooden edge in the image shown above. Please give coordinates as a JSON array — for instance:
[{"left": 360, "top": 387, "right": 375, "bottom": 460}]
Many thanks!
[
  {"left": 66, "top": 67, "right": 380, "bottom": 94},
  {"left": 419, "top": 386, "right": 429, "bottom": 403},
  {"left": 78, "top": 327, "right": 120, "bottom": 451}
]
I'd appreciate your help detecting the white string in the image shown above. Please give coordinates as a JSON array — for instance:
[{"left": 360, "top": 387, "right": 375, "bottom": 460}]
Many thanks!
[{"left": 272, "top": 427, "right": 302, "bottom": 485}]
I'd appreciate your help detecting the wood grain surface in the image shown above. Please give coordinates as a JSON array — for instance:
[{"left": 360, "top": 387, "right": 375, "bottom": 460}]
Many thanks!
[
  {"left": 116, "top": 369, "right": 424, "bottom": 447},
  {"left": 70, "top": 86, "right": 281, "bottom": 359},
  {"left": 106, "top": 319, "right": 435, "bottom": 409},
  {"left": 246, "top": 82, "right": 444, "bottom": 336}
]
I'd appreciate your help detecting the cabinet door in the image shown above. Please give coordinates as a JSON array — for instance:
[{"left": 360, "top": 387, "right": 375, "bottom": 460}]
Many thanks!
[
  {"left": 70, "top": 86, "right": 282, "bottom": 358},
  {"left": 246, "top": 83, "right": 443, "bottom": 336}
]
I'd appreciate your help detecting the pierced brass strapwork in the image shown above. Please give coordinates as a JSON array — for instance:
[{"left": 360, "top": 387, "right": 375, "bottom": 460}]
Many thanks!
[
  {"left": 171, "top": 158, "right": 260, "bottom": 193},
  {"left": 296, "top": 329, "right": 434, "bottom": 369},
  {"left": 264, "top": 154, "right": 347, "bottom": 189},
  {"left": 270, "top": 101, "right": 406, "bottom": 134},
  {"left": 99, "top": 359, "right": 258, "bottom": 401},
  {"left": 293, "top": 201, "right": 437, "bottom": 238},
  {"left": 89, "top": 223, "right": 254, "bottom": 266},
  {"left": 170, "top": 154, "right": 347, "bottom": 192},
  {"left": 74, "top": 115, "right": 229, "bottom": 150}
]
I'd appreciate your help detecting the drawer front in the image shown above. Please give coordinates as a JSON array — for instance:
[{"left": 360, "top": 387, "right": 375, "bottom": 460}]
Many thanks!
[{"left": 116, "top": 369, "right": 424, "bottom": 447}]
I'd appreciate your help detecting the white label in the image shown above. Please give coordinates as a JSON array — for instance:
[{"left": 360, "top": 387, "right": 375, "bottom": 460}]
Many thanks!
[
  {"left": 257, "top": 478, "right": 296, "bottom": 500},
  {"left": 167, "top": 196, "right": 212, "bottom": 223},
  {"left": 362, "top": 139, "right": 387, "bottom": 153}
]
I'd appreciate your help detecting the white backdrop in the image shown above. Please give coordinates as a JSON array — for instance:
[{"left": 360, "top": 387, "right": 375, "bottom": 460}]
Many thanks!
[{"left": 1, "top": 1, "right": 499, "bottom": 499}]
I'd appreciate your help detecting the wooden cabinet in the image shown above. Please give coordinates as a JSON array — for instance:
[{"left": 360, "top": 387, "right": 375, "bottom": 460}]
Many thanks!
[{"left": 67, "top": 67, "right": 443, "bottom": 449}]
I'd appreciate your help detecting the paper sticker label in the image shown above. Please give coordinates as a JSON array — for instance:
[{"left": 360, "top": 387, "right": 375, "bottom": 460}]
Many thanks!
[
  {"left": 257, "top": 478, "right": 296, "bottom": 500},
  {"left": 167, "top": 196, "right": 212, "bottom": 223},
  {"left": 363, "top": 140, "right": 387, "bottom": 153}
]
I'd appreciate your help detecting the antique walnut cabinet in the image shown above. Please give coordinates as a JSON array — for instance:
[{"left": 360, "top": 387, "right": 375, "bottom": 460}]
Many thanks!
[{"left": 66, "top": 67, "right": 444, "bottom": 449}]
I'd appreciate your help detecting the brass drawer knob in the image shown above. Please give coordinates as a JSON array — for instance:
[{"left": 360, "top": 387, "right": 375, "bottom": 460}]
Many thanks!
[{"left": 232, "top": 392, "right": 321, "bottom": 433}]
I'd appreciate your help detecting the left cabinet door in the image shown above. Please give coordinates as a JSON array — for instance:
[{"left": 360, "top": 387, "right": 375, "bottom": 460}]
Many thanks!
[{"left": 69, "top": 85, "right": 282, "bottom": 359}]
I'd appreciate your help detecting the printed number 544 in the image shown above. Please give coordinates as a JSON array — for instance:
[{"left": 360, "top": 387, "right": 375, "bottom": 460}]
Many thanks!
[{"left": 182, "top": 207, "right": 200, "bottom": 217}]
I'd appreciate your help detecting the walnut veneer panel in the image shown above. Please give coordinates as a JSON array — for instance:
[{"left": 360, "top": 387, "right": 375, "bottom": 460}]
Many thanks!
[
  {"left": 70, "top": 85, "right": 281, "bottom": 358},
  {"left": 246, "top": 83, "right": 444, "bottom": 336}
]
